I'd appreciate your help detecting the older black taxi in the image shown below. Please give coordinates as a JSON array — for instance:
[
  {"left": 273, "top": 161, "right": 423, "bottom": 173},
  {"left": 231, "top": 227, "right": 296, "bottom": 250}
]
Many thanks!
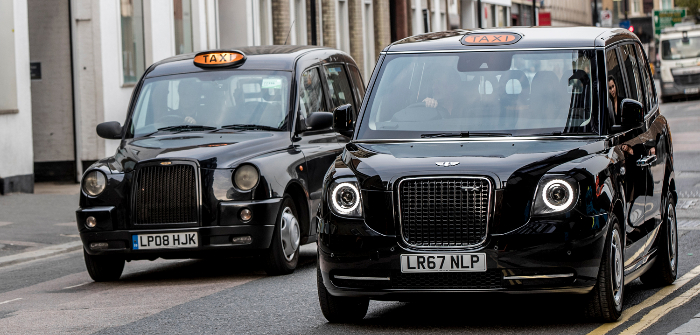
[
  {"left": 77, "top": 45, "right": 366, "bottom": 280},
  {"left": 317, "top": 27, "right": 678, "bottom": 322}
]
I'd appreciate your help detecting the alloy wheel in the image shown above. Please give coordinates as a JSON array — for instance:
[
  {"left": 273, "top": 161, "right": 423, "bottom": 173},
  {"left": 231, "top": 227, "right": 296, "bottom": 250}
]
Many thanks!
[
  {"left": 611, "top": 228, "right": 623, "bottom": 307},
  {"left": 668, "top": 203, "right": 678, "bottom": 273},
  {"left": 279, "top": 207, "right": 300, "bottom": 261}
]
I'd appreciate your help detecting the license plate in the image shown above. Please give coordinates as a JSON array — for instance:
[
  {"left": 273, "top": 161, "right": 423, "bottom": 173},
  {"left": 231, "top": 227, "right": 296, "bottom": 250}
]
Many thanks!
[
  {"left": 132, "top": 232, "right": 198, "bottom": 250},
  {"left": 401, "top": 253, "right": 487, "bottom": 273},
  {"left": 684, "top": 87, "right": 699, "bottom": 94}
]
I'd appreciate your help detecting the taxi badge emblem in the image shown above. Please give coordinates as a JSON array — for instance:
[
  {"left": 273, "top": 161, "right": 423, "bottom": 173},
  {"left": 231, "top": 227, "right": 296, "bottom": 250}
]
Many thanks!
[
  {"left": 462, "top": 186, "right": 481, "bottom": 192},
  {"left": 193, "top": 50, "right": 246, "bottom": 68},
  {"left": 160, "top": 162, "right": 172, "bottom": 165},
  {"left": 436, "top": 162, "right": 459, "bottom": 167}
]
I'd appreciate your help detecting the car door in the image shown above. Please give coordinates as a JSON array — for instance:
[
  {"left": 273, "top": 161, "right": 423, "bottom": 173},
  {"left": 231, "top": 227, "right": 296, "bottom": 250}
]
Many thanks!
[
  {"left": 606, "top": 46, "right": 650, "bottom": 270},
  {"left": 634, "top": 42, "right": 667, "bottom": 241},
  {"left": 321, "top": 64, "right": 360, "bottom": 144},
  {"left": 295, "top": 66, "right": 343, "bottom": 236}
]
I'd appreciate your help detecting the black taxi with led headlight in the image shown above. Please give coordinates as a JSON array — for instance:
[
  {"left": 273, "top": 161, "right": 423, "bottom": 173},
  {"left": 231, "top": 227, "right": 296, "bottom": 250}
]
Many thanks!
[
  {"left": 317, "top": 27, "right": 679, "bottom": 323},
  {"left": 76, "top": 45, "right": 367, "bottom": 281}
]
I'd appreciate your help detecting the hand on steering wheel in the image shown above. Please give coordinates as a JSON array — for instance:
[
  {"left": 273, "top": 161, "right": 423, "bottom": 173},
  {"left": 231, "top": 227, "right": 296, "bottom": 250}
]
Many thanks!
[
  {"left": 423, "top": 97, "right": 438, "bottom": 108},
  {"left": 184, "top": 116, "right": 196, "bottom": 124}
]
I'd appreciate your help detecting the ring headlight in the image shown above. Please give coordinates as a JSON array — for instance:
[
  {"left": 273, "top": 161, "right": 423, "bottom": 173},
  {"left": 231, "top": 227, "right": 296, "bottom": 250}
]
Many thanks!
[
  {"left": 328, "top": 181, "right": 363, "bottom": 217},
  {"left": 532, "top": 176, "right": 578, "bottom": 215}
]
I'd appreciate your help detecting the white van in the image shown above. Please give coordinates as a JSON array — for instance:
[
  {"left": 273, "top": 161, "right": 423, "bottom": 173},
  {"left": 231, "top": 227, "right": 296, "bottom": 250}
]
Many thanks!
[{"left": 658, "top": 24, "right": 700, "bottom": 101}]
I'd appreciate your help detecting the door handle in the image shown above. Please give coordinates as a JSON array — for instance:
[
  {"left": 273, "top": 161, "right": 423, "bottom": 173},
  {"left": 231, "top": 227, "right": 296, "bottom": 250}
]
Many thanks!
[{"left": 636, "top": 155, "right": 657, "bottom": 167}]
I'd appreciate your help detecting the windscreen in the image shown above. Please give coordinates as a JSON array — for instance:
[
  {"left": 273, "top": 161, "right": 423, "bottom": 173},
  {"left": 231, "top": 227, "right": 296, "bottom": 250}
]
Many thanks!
[
  {"left": 356, "top": 50, "right": 597, "bottom": 139},
  {"left": 128, "top": 70, "right": 291, "bottom": 138},
  {"left": 662, "top": 36, "right": 700, "bottom": 60}
]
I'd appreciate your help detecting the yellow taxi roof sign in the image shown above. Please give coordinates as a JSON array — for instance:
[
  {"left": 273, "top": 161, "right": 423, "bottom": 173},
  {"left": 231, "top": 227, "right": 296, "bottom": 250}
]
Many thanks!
[
  {"left": 461, "top": 33, "right": 522, "bottom": 46},
  {"left": 193, "top": 51, "right": 246, "bottom": 68}
]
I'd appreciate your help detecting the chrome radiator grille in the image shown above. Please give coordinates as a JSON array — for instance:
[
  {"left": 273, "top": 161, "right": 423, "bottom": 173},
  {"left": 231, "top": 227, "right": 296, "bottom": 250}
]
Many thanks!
[
  {"left": 134, "top": 164, "right": 198, "bottom": 224},
  {"left": 398, "top": 177, "right": 491, "bottom": 247},
  {"left": 674, "top": 73, "right": 700, "bottom": 86}
]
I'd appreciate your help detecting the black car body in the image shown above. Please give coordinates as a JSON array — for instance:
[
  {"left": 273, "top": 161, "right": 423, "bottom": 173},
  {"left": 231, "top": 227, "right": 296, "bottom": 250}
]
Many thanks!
[
  {"left": 317, "top": 28, "right": 678, "bottom": 322},
  {"left": 77, "top": 45, "right": 366, "bottom": 280}
]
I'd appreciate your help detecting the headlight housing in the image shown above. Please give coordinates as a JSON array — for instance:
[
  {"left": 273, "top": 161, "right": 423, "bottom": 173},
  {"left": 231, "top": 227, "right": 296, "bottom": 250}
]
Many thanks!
[
  {"left": 532, "top": 175, "right": 578, "bottom": 215},
  {"left": 82, "top": 170, "right": 107, "bottom": 196},
  {"left": 233, "top": 164, "right": 259, "bottom": 191},
  {"left": 328, "top": 179, "right": 363, "bottom": 218}
]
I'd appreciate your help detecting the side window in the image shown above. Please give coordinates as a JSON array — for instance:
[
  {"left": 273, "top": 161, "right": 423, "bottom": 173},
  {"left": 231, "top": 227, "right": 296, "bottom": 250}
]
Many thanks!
[
  {"left": 298, "top": 67, "right": 328, "bottom": 125},
  {"left": 323, "top": 64, "right": 355, "bottom": 110},
  {"left": 635, "top": 43, "right": 657, "bottom": 112},
  {"left": 620, "top": 44, "right": 643, "bottom": 104},
  {"left": 348, "top": 65, "right": 366, "bottom": 103},
  {"left": 606, "top": 48, "right": 626, "bottom": 126}
]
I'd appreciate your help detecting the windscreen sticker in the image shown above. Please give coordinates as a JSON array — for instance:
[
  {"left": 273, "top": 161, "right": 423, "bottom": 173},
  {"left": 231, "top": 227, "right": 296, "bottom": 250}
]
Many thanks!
[{"left": 261, "top": 78, "right": 282, "bottom": 89}]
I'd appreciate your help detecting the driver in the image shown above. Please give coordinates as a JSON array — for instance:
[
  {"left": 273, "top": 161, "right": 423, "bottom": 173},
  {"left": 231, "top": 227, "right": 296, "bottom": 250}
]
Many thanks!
[
  {"left": 175, "top": 79, "right": 203, "bottom": 124},
  {"left": 422, "top": 70, "right": 465, "bottom": 118}
]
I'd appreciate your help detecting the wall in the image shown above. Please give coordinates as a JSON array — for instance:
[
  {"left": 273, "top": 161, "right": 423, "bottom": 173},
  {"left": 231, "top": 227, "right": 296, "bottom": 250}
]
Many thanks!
[{"left": 0, "top": 0, "right": 34, "bottom": 194}]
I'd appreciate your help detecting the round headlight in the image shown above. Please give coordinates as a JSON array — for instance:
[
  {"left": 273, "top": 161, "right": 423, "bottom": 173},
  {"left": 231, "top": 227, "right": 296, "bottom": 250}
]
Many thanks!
[
  {"left": 82, "top": 170, "right": 107, "bottom": 196},
  {"left": 542, "top": 179, "right": 574, "bottom": 211},
  {"left": 331, "top": 182, "right": 360, "bottom": 215},
  {"left": 233, "top": 165, "right": 259, "bottom": 191}
]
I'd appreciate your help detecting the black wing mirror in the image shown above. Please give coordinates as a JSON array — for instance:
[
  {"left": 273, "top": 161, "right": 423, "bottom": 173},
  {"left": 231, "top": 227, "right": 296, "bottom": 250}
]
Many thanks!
[
  {"left": 612, "top": 99, "right": 644, "bottom": 133},
  {"left": 332, "top": 104, "right": 354, "bottom": 136},
  {"left": 305, "top": 112, "right": 334, "bottom": 130},
  {"left": 96, "top": 121, "right": 123, "bottom": 139}
]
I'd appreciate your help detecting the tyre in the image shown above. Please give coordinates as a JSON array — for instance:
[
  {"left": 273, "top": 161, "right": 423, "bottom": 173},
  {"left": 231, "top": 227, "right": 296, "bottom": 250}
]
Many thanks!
[
  {"left": 317, "top": 266, "right": 369, "bottom": 323},
  {"left": 586, "top": 214, "right": 624, "bottom": 321},
  {"left": 641, "top": 192, "right": 678, "bottom": 286},
  {"left": 83, "top": 248, "right": 125, "bottom": 282},
  {"left": 263, "top": 196, "right": 301, "bottom": 275}
]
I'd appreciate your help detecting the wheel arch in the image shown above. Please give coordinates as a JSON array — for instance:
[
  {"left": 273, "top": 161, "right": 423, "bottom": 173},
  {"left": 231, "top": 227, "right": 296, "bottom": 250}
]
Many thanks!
[{"left": 284, "top": 180, "right": 312, "bottom": 241}]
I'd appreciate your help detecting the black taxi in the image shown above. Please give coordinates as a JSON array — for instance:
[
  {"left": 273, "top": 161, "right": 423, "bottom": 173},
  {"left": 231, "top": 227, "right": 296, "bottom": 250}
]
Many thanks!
[
  {"left": 77, "top": 45, "right": 365, "bottom": 280},
  {"left": 317, "top": 28, "right": 678, "bottom": 322}
]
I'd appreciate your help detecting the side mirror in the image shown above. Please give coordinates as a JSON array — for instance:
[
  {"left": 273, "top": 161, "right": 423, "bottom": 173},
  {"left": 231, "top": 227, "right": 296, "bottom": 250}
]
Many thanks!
[
  {"left": 612, "top": 99, "right": 644, "bottom": 133},
  {"left": 332, "top": 104, "right": 354, "bottom": 135},
  {"left": 305, "top": 112, "right": 334, "bottom": 130},
  {"left": 96, "top": 121, "right": 123, "bottom": 139}
]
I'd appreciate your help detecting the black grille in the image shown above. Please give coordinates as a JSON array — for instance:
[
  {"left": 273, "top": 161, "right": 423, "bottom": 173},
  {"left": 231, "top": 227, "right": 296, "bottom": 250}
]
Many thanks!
[
  {"left": 673, "top": 73, "right": 700, "bottom": 86},
  {"left": 392, "top": 270, "right": 503, "bottom": 289},
  {"left": 134, "top": 164, "right": 198, "bottom": 224},
  {"left": 399, "top": 177, "right": 490, "bottom": 247}
]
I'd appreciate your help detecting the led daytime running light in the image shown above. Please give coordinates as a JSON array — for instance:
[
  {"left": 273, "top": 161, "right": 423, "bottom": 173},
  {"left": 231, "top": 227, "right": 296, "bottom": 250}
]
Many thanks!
[
  {"left": 331, "top": 182, "right": 360, "bottom": 215},
  {"left": 541, "top": 179, "right": 574, "bottom": 211}
]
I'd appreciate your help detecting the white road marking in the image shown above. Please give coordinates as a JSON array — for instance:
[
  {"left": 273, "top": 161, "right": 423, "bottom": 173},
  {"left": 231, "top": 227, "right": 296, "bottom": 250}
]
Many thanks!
[
  {"left": 62, "top": 282, "right": 90, "bottom": 290},
  {"left": 668, "top": 311, "right": 700, "bottom": 334},
  {"left": 53, "top": 222, "right": 76, "bottom": 227},
  {"left": 587, "top": 264, "right": 700, "bottom": 335},
  {"left": 0, "top": 298, "right": 22, "bottom": 305},
  {"left": 0, "top": 222, "right": 12, "bottom": 227},
  {"left": 0, "top": 241, "right": 83, "bottom": 268}
]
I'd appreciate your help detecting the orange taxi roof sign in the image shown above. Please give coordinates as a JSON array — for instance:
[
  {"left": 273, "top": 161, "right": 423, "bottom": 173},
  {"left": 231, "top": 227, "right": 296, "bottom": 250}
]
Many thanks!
[
  {"left": 461, "top": 33, "right": 522, "bottom": 46},
  {"left": 193, "top": 51, "right": 246, "bottom": 68}
]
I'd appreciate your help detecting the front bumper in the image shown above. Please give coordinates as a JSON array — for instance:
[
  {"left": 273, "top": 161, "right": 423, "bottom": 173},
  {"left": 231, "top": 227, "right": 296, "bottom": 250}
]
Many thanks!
[
  {"left": 660, "top": 81, "right": 700, "bottom": 97},
  {"left": 76, "top": 198, "right": 283, "bottom": 259},
  {"left": 318, "top": 213, "right": 609, "bottom": 300}
]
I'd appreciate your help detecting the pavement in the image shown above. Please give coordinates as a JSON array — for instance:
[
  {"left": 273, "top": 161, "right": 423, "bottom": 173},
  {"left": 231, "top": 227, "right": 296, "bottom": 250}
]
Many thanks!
[{"left": 1, "top": 99, "right": 700, "bottom": 334}]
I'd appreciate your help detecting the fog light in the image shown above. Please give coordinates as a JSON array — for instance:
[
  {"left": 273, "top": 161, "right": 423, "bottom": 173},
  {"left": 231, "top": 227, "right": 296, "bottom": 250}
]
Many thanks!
[
  {"left": 86, "top": 216, "right": 97, "bottom": 228},
  {"left": 240, "top": 208, "right": 252, "bottom": 222},
  {"left": 90, "top": 242, "right": 108, "bottom": 250},
  {"left": 231, "top": 235, "right": 252, "bottom": 245}
]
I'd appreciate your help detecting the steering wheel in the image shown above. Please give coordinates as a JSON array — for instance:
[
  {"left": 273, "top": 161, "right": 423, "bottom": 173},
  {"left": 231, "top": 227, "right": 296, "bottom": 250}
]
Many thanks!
[
  {"left": 155, "top": 115, "right": 185, "bottom": 124},
  {"left": 390, "top": 102, "right": 446, "bottom": 122}
]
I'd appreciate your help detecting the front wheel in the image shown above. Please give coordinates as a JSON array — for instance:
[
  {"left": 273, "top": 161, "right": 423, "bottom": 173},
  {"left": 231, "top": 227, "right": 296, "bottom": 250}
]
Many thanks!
[
  {"left": 317, "top": 267, "right": 369, "bottom": 323},
  {"left": 263, "top": 196, "right": 301, "bottom": 275},
  {"left": 83, "top": 249, "right": 125, "bottom": 282},
  {"left": 586, "top": 214, "right": 624, "bottom": 321},
  {"left": 641, "top": 192, "right": 678, "bottom": 286}
]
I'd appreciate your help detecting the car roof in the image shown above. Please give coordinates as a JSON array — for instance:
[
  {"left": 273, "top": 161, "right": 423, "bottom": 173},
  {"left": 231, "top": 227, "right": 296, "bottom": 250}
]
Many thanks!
[
  {"left": 384, "top": 27, "right": 639, "bottom": 52},
  {"left": 144, "top": 45, "right": 332, "bottom": 78}
]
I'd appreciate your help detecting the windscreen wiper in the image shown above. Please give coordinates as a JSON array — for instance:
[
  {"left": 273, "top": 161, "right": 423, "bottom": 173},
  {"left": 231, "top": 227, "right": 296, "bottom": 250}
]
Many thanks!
[
  {"left": 146, "top": 125, "right": 217, "bottom": 136},
  {"left": 220, "top": 124, "right": 282, "bottom": 131},
  {"left": 420, "top": 132, "right": 512, "bottom": 138}
]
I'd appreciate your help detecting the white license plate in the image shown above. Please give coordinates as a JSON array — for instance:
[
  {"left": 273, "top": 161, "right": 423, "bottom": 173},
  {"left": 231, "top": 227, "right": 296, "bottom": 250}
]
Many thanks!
[
  {"left": 132, "top": 232, "right": 198, "bottom": 250},
  {"left": 401, "top": 253, "right": 487, "bottom": 273},
  {"left": 684, "top": 88, "right": 699, "bottom": 94}
]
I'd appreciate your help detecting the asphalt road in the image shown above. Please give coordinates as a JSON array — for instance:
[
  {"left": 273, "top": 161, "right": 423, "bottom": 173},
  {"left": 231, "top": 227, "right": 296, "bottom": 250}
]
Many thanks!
[{"left": 1, "top": 98, "right": 700, "bottom": 334}]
